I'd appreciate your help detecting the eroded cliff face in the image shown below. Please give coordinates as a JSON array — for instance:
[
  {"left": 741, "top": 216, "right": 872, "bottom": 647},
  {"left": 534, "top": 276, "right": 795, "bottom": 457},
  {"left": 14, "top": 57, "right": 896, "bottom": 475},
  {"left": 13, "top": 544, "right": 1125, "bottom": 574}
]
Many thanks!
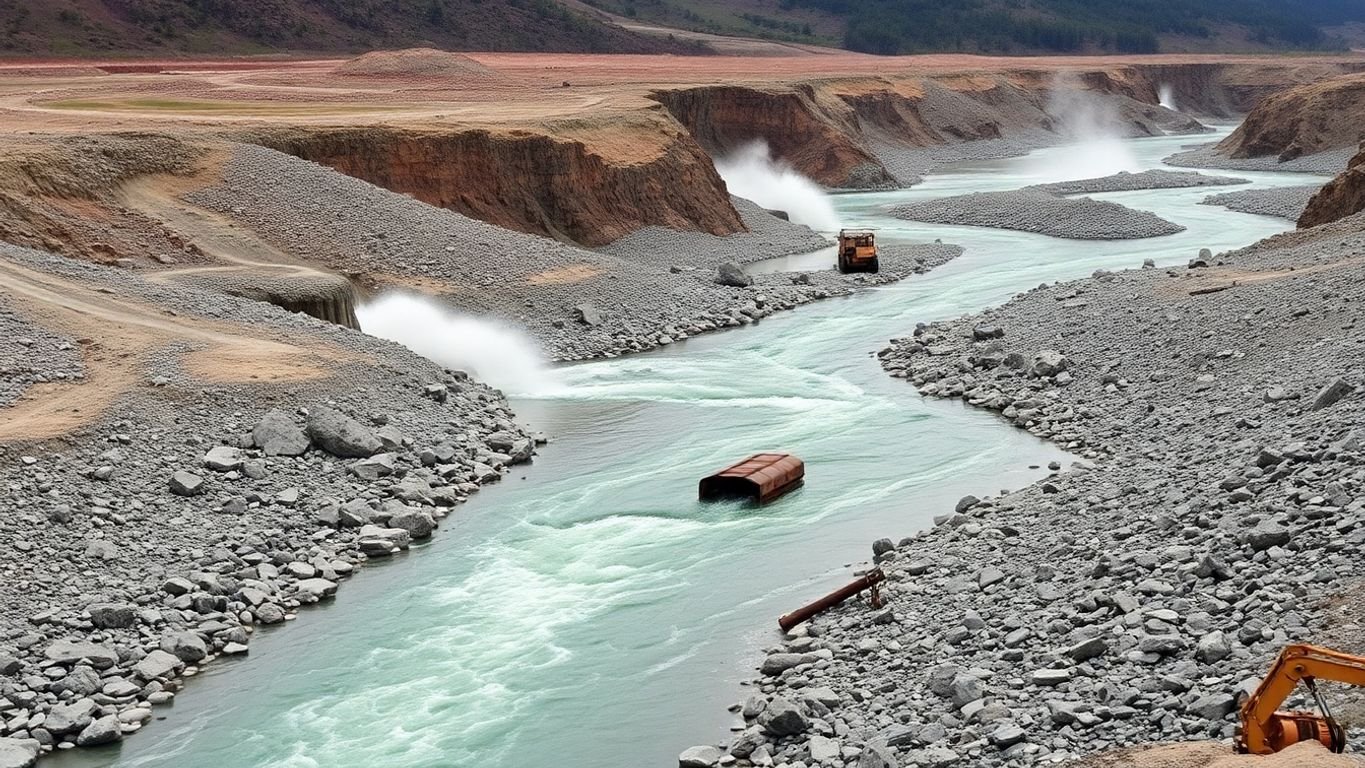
[
  {"left": 1299, "top": 144, "right": 1365, "bottom": 228},
  {"left": 1218, "top": 71, "right": 1365, "bottom": 160},
  {"left": 654, "top": 68, "right": 1206, "bottom": 191},
  {"left": 252, "top": 123, "right": 744, "bottom": 247},
  {"left": 652, "top": 84, "right": 897, "bottom": 189}
]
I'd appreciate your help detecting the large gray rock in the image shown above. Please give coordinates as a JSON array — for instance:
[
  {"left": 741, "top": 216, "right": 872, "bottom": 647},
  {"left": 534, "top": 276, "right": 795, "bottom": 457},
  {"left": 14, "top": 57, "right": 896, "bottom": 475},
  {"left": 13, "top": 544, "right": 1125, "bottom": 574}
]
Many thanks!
[
  {"left": 716, "top": 261, "right": 754, "bottom": 287},
  {"left": 1196, "top": 630, "right": 1232, "bottom": 664},
  {"left": 763, "top": 697, "right": 810, "bottom": 736},
  {"left": 306, "top": 407, "right": 382, "bottom": 458},
  {"left": 87, "top": 602, "right": 136, "bottom": 629},
  {"left": 574, "top": 303, "right": 602, "bottom": 326},
  {"left": 349, "top": 452, "right": 396, "bottom": 481},
  {"left": 44, "top": 698, "right": 96, "bottom": 735},
  {"left": 678, "top": 745, "right": 723, "bottom": 768},
  {"left": 75, "top": 715, "right": 122, "bottom": 747},
  {"left": 761, "top": 652, "right": 818, "bottom": 676},
  {"left": 133, "top": 649, "right": 184, "bottom": 681},
  {"left": 1029, "top": 350, "right": 1069, "bottom": 377},
  {"left": 949, "top": 673, "right": 983, "bottom": 709},
  {"left": 1246, "top": 521, "right": 1290, "bottom": 551},
  {"left": 253, "top": 408, "right": 310, "bottom": 456},
  {"left": 162, "top": 631, "right": 208, "bottom": 663},
  {"left": 1311, "top": 378, "right": 1355, "bottom": 411},
  {"left": 202, "top": 445, "right": 244, "bottom": 472},
  {"left": 44, "top": 639, "right": 118, "bottom": 669},
  {"left": 487, "top": 431, "right": 534, "bottom": 463},
  {"left": 169, "top": 470, "right": 205, "bottom": 497},
  {"left": 387, "top": 509, "right": 436, "bottom": 539},
  {"left": 0, "top": 739, "right": 38, "bottom": 768}
]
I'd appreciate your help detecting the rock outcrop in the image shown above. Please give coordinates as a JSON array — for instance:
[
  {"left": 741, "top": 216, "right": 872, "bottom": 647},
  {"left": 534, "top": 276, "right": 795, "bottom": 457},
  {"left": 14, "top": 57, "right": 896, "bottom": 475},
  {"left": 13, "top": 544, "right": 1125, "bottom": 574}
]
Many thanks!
[{"left": 1299, "top": 143, "right": 1365, "bottom": 228}]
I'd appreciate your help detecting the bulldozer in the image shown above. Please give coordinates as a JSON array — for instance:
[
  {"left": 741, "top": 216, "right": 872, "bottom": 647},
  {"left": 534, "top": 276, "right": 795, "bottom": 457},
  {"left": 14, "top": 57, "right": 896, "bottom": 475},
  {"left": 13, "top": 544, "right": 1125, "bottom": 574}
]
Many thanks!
[
  {"left": 1237, "top": 644, "right": 1365, "bottom": 754},
  {"left": 836, "top": 229, "right": 878, "bottom": 274}
]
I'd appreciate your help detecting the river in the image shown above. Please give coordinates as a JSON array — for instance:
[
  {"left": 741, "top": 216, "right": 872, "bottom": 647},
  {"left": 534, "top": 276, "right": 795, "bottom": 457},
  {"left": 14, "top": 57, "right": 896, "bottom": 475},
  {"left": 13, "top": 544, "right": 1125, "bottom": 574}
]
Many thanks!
[{"left": 59, "top": 127, "right": 1317, "bottom": 768}]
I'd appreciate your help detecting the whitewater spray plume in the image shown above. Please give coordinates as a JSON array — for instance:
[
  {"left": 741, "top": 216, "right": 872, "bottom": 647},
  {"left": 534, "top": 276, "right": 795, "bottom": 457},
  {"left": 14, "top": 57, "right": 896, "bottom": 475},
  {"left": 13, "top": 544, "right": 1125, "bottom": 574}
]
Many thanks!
[
  {"left": 357, "top": 292, "right": 558, "bottom": 396},
  {"left": 1030, "top": 73, "right": 1141, "bottom": 182},
  {"left": 1158, "top": 84, "right": 1178, "bottom": 112},
  {"left": 713, "top": 140, "right": 841, "bottom": 232}
]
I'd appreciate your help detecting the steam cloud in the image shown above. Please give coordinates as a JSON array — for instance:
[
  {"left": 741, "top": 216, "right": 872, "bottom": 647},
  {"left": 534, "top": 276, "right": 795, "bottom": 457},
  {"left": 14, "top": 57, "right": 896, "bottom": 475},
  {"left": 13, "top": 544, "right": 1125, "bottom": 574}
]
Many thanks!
[
  {"left": 714, "top": 140, "right": 841, "bottom": 232},
  {"left": 1031, "top": 73, "right": 1141, "bottom": 181},
  {"left": 356, "top": 292, "right": 558, "bottom": 396}
]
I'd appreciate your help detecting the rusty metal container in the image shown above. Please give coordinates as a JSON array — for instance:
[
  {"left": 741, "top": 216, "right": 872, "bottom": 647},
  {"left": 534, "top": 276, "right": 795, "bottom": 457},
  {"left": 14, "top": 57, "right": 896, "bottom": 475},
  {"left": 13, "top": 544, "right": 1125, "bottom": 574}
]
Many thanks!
[{"left": 699, "top": 453, "right": 804, "bottom": 504}]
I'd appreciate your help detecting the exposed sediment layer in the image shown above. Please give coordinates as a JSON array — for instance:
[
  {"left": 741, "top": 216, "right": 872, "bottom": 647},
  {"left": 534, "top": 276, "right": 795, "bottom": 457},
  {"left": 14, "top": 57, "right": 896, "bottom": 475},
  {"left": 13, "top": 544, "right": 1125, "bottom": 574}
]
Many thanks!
[
  {"left": 1299, "top": 144, "right": 1365, "bottom": 229},
  {"left": 250, "top": 123, "right": 744, "bottom": 248},
  {"left": 892, "top": 189, "right": 1184, "bottom": 240},
  {"left": 697, "top": 210, "right": 1365, "bottom": 767},
  {"left": 166, "top": 271, "right": 362, "bottom": 330},
  {"left": 1217, "top": 72, "right": 1365, "bottom": 161},
  {"left": 1201, "top": 186, "right": 1322, "bottom": 222}
]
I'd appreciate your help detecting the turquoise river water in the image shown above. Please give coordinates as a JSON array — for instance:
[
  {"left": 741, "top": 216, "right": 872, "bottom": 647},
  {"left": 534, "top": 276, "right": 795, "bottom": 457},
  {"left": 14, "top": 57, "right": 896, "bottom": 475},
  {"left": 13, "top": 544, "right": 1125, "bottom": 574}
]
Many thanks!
[{"left": 59, "top": 127, "right": 1320, "bottom": 768}]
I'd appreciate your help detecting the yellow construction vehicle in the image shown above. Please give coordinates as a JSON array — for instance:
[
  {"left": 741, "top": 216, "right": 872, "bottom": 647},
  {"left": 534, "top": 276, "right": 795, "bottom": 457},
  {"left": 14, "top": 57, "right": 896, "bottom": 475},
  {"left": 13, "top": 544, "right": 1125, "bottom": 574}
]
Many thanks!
[
  {"left": 1237, "top": 644, "right": 1364, "bottom": 754},
  {"left": 836, "top": 229, "right": 878, "bottom": 274}
]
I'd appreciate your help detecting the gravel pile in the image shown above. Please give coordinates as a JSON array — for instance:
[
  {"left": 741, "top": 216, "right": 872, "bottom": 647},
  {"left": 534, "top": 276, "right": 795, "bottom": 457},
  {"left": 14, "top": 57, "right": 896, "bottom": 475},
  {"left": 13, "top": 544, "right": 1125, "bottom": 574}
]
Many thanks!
[
  {"left": 600, "top": 196, "right": 831, "bottom": 266},
  {"left": 685, "top": 210, "right": 1365, "bottom": 768},
  {"left": 892, "top": 189, "right": 1185, "bottom": 240},
  {"left": 1164, "top": 143, "right": 1354, "bottom": 175},
  {"left": 186, "top": 144, "right": 938, "bottom": 362},
  {"left": 1033, "top": 170, "right": 1248, "bottom": 196},
  {"left": 0, "top": 243, "right": 538, "bottom": 763},
  {"left": 1200, "top": 186, "right": 1324, "bottom": 222},
  {"left": 0, "top": 299, "right": 82, "bottom": 407}
]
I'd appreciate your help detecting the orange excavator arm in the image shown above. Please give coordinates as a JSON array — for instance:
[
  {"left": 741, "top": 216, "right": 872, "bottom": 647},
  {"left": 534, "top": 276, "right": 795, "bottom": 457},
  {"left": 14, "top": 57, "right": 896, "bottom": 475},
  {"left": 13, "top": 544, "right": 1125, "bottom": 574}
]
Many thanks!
[{"left": 1238, "top": 644, "right": 1365, "bottom": 754}]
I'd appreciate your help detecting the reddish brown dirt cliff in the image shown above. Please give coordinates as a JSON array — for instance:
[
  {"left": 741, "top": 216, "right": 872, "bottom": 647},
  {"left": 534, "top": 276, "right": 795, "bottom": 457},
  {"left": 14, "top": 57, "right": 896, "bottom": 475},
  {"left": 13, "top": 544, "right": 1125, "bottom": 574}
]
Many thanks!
[
  {"left": 1218, "top": 71, "right": 1365, "bottom": 160},
  {"left": 1299, "top": 143, "right": 1365, "bottom": 228},
  {"left": 251, "top": 123, "right": 744, "bottom": 247}
]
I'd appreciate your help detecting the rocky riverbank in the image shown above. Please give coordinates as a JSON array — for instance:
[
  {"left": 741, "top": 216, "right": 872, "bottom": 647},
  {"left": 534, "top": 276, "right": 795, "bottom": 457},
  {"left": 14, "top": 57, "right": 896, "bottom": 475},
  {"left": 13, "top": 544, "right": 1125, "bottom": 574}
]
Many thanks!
[
  {"left": 685, "top": 208, "right": 1365, "bottom": 768},
  {"left": 1164, "top": 142, "right": 1353, "bottom": 175},
  {"left": 892, "top": 189, "right": 1184, "bottom": 240},
  {"left": 0, "top": 244, "right": 539, "bottom": 765}
]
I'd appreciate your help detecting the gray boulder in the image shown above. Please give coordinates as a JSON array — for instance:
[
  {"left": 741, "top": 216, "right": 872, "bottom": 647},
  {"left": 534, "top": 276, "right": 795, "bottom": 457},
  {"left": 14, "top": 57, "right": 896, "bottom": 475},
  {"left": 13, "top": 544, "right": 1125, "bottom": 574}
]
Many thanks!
[
  {"left": 75, "top": 715, "right": 122, "bottom": 747},
  {"left": 133, "top": 649, "right": 184, "bottom": 681},
  {"left": 716, "top": 261, "right": 754, "bottom": 287},
  {"left": 306, "top": 407, "right": 383, "bottom": 458},
  {"left": 44, "top": 639, "right": 118, "bottom": 669},
  {"left": 169, "top": 470, "right": 205, "bottom": 497},
  {"left": 574, "top": 303, "right": 602, "bottom": 326},
  {"left": 44, "top": 698, "right": 96, "bottom": 735},
  {"left": 202, "top": 446, "right": 244, "bottom": 472},
  {"left": 1311, "top": 378, "right": 1355, "bottom": 411},
  {"left": 387, "top": 509, "right": 436, "bottom": 539},
  {"left": 763, "top": 697, "right": 810, "bottom": 736},
  {"left": 253, "top": 408, "right": 310, "bottom": 456},
  {"left": 0, "top": 739, "right": 38, "bottom": 768},
  {"left": 87, "top": 602, "right": 136, "bottom": 629},
  {"left": 349, "top": 453, "right": 396, "bottom": 481},
  {"left": 858, "top": 742, "right": 898, "bottom": 768},
  {"left": 678, "top": 745, "right": 723, "bottom": 768},
  {"left": 162, "top": 631, "right": 208, "bottom": 663}
]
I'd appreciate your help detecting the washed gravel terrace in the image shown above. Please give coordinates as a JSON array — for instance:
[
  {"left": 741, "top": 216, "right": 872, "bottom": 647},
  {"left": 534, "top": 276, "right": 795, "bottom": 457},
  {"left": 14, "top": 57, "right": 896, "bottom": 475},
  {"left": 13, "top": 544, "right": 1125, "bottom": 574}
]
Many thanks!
[
  {"left": 1164, "top": 143, "right": 1354, "bottom": 175},
  {"left": 1200, "top": 186, "right": 1325, "bottom": 222},
  {"left": 1031, "top": 171, "right": 1247, "bottom": 196},
  {"left": 187, "top": 144, "right": 941, "bottom": 362},
  {"left": 891, "top": 189, "right": 1184, "bottom": 240},
  {"left": 688, "top": 210, "right": 1365, "bottom": 768},
  {"left": 0, "top": 243, "right": 539, "bottom": 765},
  {"left": 0, "top": 298, "right": 82, "bottom": 409}
]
